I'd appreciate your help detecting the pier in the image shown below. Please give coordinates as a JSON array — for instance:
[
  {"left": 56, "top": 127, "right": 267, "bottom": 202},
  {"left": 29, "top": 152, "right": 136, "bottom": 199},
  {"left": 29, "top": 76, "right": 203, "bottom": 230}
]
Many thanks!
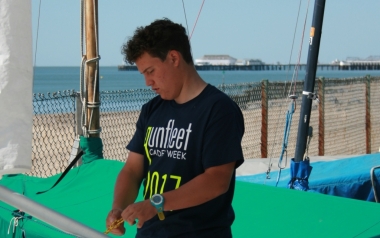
[{"left": 118, "top": 63, "right": 380, "bottom": 71}]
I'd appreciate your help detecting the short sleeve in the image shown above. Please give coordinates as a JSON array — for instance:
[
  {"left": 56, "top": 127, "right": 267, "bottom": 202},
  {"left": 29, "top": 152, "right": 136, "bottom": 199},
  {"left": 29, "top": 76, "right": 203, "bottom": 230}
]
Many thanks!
[
  {"left": 201, "top": 99, "right": 244, "bottom": 169},
  {"left": 126, "top": 108, "right": 146, "bottom": 155}
]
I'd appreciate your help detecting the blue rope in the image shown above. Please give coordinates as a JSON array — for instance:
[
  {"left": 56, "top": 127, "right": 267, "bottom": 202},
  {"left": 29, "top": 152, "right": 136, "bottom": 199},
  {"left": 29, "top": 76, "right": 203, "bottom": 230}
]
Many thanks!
[{"left": 275, "top": 100, "right": 295, "bottom": 186}]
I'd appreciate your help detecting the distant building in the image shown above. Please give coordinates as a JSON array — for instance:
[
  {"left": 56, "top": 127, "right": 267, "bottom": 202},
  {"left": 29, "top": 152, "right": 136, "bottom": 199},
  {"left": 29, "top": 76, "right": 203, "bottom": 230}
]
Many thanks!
[
  {"left": 195, "top": 55, "right": 237, "bottom": 66},
  {"left": 235, "top": 59, "right": 264, "bottom": 65},
  {"left": 331, "top": 55, "right": 380, "bottom": 66}
]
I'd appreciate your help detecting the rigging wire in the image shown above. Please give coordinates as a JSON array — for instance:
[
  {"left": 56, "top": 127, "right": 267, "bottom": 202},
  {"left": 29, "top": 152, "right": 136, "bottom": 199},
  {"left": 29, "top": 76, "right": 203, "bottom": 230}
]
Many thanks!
[
  {"left": 29, "top": 0, "right": 43, "bottom": 197},
  {"left": 265, "top": 0, "right": 311, "bottom": 183},
  {"left": 289, "top": 0, "right": 311, "bottom": 96},
  {"left": 181, "top": 0, "right": 190, "bottom": 36},
  {"left": 182, "top": 0, "right": 205, "bottom": 61},
  {"left": 33, "top": 0, "right": 42, "bottom": 67},
  {"left": 189, "top": 0, "right": 205, "bottom": 40},
  {"left": 181, "top": 0, "right": 194, "bottom": 60},
  {"left": 265, "top": 0, "right": 303, "bottom": 180},
  {"left": 285, "top": 0, "right": 303, "bottom": 83}
]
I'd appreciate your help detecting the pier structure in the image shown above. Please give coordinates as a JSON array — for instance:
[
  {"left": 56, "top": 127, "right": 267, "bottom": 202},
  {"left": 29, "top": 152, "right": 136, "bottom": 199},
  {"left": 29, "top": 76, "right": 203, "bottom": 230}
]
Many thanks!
[
  {"left": 118, "top": 55, "right": 380, "bottom": 71},
  {"left": 117, "top": 63, "right": 380, "bottom": 71}
]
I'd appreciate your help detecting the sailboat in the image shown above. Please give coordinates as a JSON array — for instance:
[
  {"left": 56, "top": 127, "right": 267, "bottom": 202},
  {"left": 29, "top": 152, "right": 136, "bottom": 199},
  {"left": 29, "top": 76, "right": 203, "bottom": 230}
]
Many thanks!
[
  {"left": 0, "top": 0, "right": 112, "bottom": 237},
  {"left": 237, "top": 0, "right": 380, "bottom": 203},
  {"left": 1, "top": 0, "right": 380, "bottom": 237}
]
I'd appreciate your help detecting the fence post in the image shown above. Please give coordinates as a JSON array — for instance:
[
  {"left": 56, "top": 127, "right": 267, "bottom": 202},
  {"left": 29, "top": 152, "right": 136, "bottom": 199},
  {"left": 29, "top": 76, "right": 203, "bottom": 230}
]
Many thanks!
[
  {"left": 261, "top": 80, "right": 268, "bottom": 158},
  {"left": 365, "top": 75, "right": 371, "bottom": 154},
  {"left": 318, "top": 77, "right": 325, "bottom": 156},
  {"left": 75, "top": 92, "right": 84, "bottom": 136},
  {"left": 68, "top": 92, "right": 83, "bottom": 165}
]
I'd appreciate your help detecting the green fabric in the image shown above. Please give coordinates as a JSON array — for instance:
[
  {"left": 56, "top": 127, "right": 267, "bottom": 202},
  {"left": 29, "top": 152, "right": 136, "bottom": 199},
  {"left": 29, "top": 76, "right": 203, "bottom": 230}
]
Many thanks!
[
  {"left": 79, "top": 136, "right": 104, "bottom": 163},
  {"left": 232, "top": 181, "right": 380, "bottom": 237},
  {"left": 1, "top": 160, "right": 380, "bottom": 237},
  {"left": 0, "top": 160, "right": 129, "bottom": 238}
]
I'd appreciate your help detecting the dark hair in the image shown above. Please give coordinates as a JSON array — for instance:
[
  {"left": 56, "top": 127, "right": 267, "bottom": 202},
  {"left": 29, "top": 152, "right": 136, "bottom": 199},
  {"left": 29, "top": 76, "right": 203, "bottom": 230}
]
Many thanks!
[{"left": 121, "top": 18, "right": 193, "bottom": 65}]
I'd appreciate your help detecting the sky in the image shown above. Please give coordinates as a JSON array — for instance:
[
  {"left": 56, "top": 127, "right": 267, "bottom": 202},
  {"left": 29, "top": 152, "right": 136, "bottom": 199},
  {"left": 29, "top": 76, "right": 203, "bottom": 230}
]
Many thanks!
[{"left": 31, "top": 0, "right": 380, "bottom": 66}]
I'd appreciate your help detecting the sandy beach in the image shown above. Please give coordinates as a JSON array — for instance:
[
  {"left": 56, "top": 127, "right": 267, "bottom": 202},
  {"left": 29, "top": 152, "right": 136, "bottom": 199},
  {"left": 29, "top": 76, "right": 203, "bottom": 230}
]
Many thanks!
[{"left": 30, "top": 79, "right": 380, "bottom": 177}]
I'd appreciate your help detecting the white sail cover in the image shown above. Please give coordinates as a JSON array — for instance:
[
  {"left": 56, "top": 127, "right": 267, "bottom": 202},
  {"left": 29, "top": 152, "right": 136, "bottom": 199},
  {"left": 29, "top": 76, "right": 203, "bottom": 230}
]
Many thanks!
[{"left": 0, "top": 0, "right": 33, "bottom": 176}]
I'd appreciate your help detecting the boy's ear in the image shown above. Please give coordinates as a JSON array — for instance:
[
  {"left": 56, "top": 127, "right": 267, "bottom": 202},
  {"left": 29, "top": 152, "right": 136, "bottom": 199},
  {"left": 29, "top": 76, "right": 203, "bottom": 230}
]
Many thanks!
[{"left": 168, "top": 50, "right": 180, "bottom": 66}]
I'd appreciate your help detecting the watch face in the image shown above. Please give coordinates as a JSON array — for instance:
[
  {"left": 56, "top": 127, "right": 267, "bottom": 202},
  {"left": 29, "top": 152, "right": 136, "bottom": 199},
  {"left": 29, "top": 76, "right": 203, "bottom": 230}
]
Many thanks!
[{"left": 151, "top": 194, "right": 163, "bottom": 205}]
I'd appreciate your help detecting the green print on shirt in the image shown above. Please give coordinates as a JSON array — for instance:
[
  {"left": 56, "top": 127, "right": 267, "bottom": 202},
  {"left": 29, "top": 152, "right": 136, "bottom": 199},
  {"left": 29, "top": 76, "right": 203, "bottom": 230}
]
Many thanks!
[
  {"left": 144, "top": 171, "right": 182, "bottom": 198},
  {"left": 142, "top": 120, "right": 190, "bottom": 198},
  {"left": 144, "top": 127, "right": 153, "bottom": 165},
  {"left": 146, "top": 120, "right": 192, "bottom": 160}
]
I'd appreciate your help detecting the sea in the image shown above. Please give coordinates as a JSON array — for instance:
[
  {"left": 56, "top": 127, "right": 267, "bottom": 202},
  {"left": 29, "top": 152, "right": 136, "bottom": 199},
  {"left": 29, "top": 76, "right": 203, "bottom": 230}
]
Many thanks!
[{"left": 33, "top": 66, "right": 380, "bottom": 94}]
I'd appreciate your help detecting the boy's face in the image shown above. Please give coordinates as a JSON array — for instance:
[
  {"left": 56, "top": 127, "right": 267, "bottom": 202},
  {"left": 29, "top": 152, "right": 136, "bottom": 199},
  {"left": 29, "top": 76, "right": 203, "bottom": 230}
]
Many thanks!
[{"left": 136, "top": 51, "right": 182, "bottom": 101}]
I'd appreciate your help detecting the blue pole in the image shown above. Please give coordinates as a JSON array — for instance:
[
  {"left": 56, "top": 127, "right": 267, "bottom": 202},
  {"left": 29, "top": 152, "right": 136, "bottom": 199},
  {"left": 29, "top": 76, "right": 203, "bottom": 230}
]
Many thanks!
[{"left": 294, "top": 0, "right": 326, "bottom": 162}]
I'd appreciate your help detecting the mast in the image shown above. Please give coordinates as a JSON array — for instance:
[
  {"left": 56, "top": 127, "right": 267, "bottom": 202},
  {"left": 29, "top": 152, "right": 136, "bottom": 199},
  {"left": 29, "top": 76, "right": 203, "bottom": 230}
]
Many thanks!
[
  {"left": 0, "top": 1, "right": 106, "bottom": 236},
  {"left": 84, "top": 0, "right": 101, "bottom": 138},
  {"left": 294, "top": 0, "right": 326, "bottom": 162}
]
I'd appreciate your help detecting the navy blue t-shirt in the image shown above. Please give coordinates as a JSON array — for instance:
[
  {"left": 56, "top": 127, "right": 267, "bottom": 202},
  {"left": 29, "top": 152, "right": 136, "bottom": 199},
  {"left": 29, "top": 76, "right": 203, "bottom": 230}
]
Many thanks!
[{"left": 127, "top": 84, "right": 244, "bottom": 237}]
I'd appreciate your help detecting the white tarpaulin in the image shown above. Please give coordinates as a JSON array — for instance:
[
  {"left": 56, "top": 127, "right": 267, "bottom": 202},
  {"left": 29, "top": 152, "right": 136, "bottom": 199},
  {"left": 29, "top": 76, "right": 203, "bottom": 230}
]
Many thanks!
[{"left": 0, "top": 0, "right": 33, "bottom": 176}]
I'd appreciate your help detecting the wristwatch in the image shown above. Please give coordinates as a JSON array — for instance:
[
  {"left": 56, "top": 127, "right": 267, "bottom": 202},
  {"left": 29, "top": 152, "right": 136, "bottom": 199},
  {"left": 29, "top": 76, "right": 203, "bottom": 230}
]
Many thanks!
[{"left": 150, "top": 194, "right": 165, "bottom": 220}]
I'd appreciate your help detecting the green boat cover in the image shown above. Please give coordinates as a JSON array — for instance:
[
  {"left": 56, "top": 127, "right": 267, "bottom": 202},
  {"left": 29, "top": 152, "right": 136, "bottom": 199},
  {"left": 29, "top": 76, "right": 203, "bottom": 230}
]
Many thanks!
[
  {"left": 79, "top": 136, "right": 104, "bottom": 164},
  {"left": 1, "top": 158, "right": 380, "bottom": 237},
  {"left": 0, "top": 160, "right": 380, "bottom": 238}
]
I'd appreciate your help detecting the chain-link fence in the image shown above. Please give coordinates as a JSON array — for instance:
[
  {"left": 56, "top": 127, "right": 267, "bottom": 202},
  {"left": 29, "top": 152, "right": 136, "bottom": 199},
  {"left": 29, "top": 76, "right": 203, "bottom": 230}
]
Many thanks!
[
  {"left": 30, "top": 76, "right": 380, "bottom": 177},
  {"left": 32, "top": 91, "right": 77, "bottom": 177}
]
